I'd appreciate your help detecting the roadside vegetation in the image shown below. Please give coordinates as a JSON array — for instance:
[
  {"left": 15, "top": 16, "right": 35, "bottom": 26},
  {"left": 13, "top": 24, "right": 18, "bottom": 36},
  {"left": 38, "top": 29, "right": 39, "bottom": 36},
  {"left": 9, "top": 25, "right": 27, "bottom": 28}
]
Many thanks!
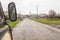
[
  {"left": 31, "top": 10, "right": 60, "bottom": 25},
  {"left": 31, "top": 18, "right": 60, "bottom": 24},
  {"left": 6, "top": 19, "right": 20, "bottom": 28}
]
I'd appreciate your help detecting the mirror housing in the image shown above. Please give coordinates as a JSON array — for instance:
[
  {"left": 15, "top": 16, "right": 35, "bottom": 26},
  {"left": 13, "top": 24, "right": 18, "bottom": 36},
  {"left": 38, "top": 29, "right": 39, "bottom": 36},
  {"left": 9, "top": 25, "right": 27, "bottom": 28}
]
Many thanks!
[{"left": 8, "top": 2, "right": 17, "bottom": 21}]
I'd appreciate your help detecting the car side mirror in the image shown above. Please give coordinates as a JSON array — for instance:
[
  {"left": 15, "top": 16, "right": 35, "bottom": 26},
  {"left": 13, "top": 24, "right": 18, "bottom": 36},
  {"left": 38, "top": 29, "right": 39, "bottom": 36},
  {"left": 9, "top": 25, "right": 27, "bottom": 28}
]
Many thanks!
[{"left": 8, "top": 2, "right": 17, "bottom": 21}]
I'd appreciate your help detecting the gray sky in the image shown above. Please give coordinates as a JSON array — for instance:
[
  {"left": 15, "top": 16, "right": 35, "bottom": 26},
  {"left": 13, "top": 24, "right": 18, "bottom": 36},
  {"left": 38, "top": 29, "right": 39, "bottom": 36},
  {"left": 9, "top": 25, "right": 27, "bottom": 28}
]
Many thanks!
[{"left": 0, "top": 0, "right": 60, "bottom": 15}]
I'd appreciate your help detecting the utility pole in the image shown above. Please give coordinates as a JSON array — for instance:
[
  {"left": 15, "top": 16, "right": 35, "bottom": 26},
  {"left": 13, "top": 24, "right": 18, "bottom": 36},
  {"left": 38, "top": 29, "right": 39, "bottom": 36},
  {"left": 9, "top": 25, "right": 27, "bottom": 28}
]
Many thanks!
[
  {"left": 37, "top": 5, "right": 38, "bottom": 18},
  {"left": 29, "top": 10, "right": 31, "bottom": 18},
  {"left": 30, "top": 10, "right": 31, "bottom": 16}
]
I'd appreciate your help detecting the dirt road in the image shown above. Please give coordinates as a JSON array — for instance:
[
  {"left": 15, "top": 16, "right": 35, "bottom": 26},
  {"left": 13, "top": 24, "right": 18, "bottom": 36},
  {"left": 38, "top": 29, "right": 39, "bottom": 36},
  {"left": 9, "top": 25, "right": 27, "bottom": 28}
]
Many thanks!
[{"left": 12, "top": 18, "right": 60, "bottom": 40}]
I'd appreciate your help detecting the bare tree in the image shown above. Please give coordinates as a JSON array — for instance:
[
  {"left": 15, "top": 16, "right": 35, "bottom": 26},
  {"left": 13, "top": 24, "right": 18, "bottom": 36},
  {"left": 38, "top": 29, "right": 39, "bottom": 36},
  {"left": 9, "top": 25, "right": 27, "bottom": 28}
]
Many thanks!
[{"left": 48, "top": 10, "right": 56, "bottom": 18}]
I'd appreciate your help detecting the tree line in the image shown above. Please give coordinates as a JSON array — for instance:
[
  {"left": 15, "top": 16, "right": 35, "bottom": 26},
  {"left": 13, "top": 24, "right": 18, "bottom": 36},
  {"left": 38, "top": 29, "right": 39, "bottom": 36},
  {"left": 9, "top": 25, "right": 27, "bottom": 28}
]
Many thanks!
[{"left": 47, "top": 10, "right": 60, "bottom": 19}]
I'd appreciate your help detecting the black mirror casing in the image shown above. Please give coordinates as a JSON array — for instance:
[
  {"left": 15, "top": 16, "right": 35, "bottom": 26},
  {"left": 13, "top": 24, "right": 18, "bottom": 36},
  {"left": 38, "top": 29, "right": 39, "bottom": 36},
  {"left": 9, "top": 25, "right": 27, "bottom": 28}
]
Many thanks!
[{"left": 8, "top": 2, "right": 17, "bottom": 21}]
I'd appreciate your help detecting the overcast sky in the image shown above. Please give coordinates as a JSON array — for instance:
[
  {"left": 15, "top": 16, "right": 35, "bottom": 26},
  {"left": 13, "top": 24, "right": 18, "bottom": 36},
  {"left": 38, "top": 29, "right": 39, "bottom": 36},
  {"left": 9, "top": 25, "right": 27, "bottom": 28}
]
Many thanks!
[{"left": 0, "top": 0, "right": 60, "bottom": 15}]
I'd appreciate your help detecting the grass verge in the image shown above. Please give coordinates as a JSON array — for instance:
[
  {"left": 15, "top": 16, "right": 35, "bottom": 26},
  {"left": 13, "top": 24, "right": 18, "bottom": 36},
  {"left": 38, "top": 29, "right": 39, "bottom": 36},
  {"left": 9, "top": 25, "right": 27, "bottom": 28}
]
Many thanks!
[
  {"left": 6, "top": 19, "right": 20, "bottom": 28},
  {"left": 31, "top": 18, "right": 60, "bottom": 24}
]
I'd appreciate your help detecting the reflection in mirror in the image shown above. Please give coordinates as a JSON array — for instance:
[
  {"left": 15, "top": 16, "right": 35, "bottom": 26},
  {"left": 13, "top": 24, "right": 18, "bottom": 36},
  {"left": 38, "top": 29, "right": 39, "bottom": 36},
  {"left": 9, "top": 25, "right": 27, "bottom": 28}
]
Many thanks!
[{"left": 8, "top": 2, "right": 17, "bottom": 21}]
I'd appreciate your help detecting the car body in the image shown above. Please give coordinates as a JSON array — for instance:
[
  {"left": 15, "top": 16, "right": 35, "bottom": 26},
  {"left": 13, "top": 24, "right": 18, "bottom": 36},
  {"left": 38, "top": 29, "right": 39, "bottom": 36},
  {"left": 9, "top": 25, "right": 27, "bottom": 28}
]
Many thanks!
[{"left": 0, "top": 25, "right": 11, "bottom": 40}]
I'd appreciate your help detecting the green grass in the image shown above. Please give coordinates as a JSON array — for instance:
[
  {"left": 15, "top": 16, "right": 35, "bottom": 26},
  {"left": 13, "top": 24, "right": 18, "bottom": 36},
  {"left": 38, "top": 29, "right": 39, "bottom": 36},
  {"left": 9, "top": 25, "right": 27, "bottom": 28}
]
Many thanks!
[
  {"left": 31, "top": 18, "right": 60, "bottom": 24},
  {"left": 6, "top": 19, "right": 20, "bottom": 28}
]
